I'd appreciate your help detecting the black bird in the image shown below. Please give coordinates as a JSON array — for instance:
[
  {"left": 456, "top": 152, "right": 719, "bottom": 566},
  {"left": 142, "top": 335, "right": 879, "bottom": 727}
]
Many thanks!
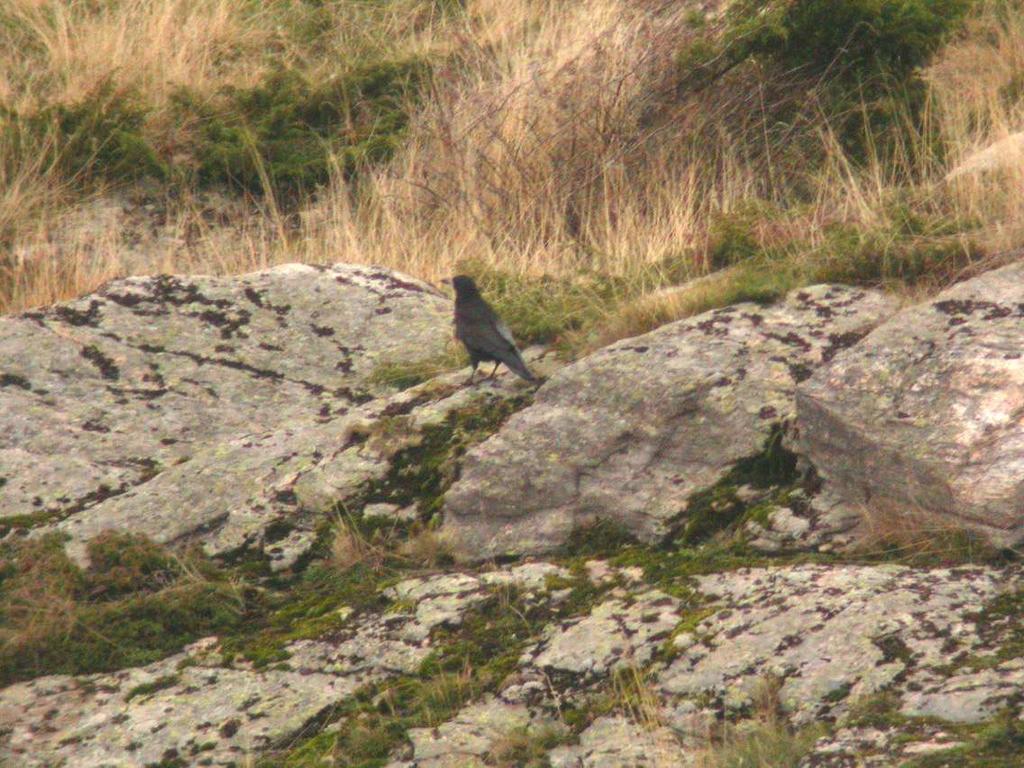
[{"left": 451, "top": 275, "right": 536, "bottom": 383}]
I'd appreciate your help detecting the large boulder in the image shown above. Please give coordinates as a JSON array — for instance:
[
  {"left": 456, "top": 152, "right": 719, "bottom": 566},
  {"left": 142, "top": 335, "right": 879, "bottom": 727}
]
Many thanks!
[
  {"left": 0, "top": 264, "right": 452, "bottom": 560},
  {"left": 442, "top": 285, "right": 898, "bottom": 559},
  {"left": 796, "top": 261, "right": 1024, "bottom": 546}
]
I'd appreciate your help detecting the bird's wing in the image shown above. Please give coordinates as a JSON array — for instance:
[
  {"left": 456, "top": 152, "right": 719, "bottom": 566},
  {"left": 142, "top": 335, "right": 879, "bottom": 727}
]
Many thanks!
[
  {"left": 493, "top": 318, "right": 517, "bottom": 349},
  {"left": 459, "top": 315, "right": 515, "bottom": 355}
]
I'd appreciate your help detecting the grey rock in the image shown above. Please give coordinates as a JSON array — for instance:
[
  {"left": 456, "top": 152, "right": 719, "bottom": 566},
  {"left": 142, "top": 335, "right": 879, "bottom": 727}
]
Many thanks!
[
  {"left": 405, "top": 696, "right": 541, "bottom": 768},
  {"left": 1, "top": 264, "right": 451, "bottom": 562},
  {"left": 443, "top": 285, "right": 898, "bottom": 559},
  {"left": 266, "top": 528, "right": 318, "bottom": 572},
  {"left": 901, "top": 659, "right": 1024, "bottom": 723},
  {"left": 548, "top": 716, "right": 683, "bottom": 768},
  {"left": 658, "top": 565, "right": 1016, "bottom": 725},
  {"left": 744, "top": 488, "right": 861, "bottom": 554},
  {"left": 0, "top": 641, "right": 362, "bottom": 768},
  {"left": 797, "top": 261, "right": 1024, "bottom": 546},
  {"left": 524, "top": 590, "right": 681, "bottom": 681}
]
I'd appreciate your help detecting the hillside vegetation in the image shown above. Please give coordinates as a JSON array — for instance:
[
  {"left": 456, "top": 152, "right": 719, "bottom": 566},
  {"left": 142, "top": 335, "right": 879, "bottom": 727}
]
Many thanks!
[{"left": 1, "top": 0, "right": 1022, "bottom": 353}]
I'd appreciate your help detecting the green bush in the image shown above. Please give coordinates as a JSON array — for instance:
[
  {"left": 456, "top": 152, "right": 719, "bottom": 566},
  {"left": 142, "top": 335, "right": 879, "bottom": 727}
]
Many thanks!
[
  {"left": 3, "top": 83, "right": 166, "bottom": 184},
  {"left": 678, "top": 0, "right": 973, "bottom": 161},
  {"left": 176, "top": 59, "right": 428, "bottom": 196},
  {"left": 739, "top": 0, "right": 972, "bottom": 83}
]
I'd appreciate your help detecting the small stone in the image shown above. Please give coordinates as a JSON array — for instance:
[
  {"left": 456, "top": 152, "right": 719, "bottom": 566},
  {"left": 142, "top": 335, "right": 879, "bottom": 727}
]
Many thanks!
[
  {"left": 364, "top": 503, "right": 419, "bottom": 522},
  {"left": 267, "top": 529, "right": 317, "bottom": 572}
]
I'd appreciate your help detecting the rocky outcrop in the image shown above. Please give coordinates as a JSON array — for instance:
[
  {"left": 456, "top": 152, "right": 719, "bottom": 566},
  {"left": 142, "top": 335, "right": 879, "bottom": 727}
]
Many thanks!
[
  {"left": 4, "top": 262, "right": 1024, "bottom": 768},
  {"left": 658, "top": 565, "right": 1020, "bottom": 725},
  {"left": 797, "top": 261, "right": 1024, "bottom": 547},
  {"left": 365, "top": 562, "right": 1024, "bottom": 768},
  {"left": 2, "top": 545, "right": 1020, "bottom": 767},
  {"left": 0, "top": 264, "right": 526, "bottom": 564},
  {"left": 0, "top": 564, "right": 565, "bottom": 768},
  {"left": 442, "top": 285, "right": 898, "bottom": 560}
]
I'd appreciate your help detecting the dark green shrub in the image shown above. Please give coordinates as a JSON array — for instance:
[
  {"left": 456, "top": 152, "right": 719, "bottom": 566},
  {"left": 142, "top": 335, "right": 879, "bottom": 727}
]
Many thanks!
[
  {"left": 739, "top": 0, "right": 972, "bottom": 83},
  {"left": 4, "top": 83, "right": 165, "bottom": 184},
  {"left": 677, "top": 0, "right": 973, "bottom": 162},
  {"left": 175, "top": 58, "right": 428, "bottom": 196}
]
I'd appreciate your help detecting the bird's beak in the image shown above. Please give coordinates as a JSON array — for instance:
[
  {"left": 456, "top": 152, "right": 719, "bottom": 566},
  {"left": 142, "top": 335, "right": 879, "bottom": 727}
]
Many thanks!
[{"left": 439, "top": 278, "right": 452, "bottom": 286}]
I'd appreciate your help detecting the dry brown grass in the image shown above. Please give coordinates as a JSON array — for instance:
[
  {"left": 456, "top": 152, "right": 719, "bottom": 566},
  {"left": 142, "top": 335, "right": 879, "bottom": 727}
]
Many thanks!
[
  {"left": 852, "top": 501, "right": 1010, "bottom": 565},
  {"left": 692, "top": 675, "right": 824, "bottom": 768},
  {"left": 0, "top": 0, "right": 1022, "bottom": 351},
  {"left": 399, "top": 525, "right": 454, "bottom": 568},
  {"left": 328, "top": 514, "right": 393, "bottom": 572}
]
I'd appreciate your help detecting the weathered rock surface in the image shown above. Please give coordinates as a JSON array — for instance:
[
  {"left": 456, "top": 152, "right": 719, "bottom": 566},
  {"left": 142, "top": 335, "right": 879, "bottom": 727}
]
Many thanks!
[
  {"left": 401, "top": 697, "right": 544, "bottom": 768},
  {"left": 548, "top": 716, "right": 682, "bottom": 768},
  {"left": 2, "top": 558, "right": 1020, "bottom": 767},
  {"left": 522, "top": 590, "right": 681, "bottom": 681},
  {"left": 799, "top": 726, "right": 965, "bottom": 767},
  {"left": 658, "top": 565, "right": 1020, "bottom": 725},
  {"left": 0, "top": 640, "right": 362, "bottom": 768},
  {"left": 0, "top": 264, "right": 450, "bottom": 553},
  {"left": 743, "top": 487, "right": 862, "bottom": 554},
  {"left": 797, "top": 261, "right": 1024, "bottom": 546},
  {"left": 443, "top": 284, "right": 898, "bottom": 559},
  {"left": 0, "top": 564, "right": 563, "bottom": 767},
  {"left": 402, "top": 563, "right": 1023, "bottom": 768}
]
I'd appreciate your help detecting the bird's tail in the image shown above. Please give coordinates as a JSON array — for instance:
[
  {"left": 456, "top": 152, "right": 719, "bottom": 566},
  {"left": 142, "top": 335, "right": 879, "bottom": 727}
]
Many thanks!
[{"left": 505, "top": 350, "right": 537, "bottom": 382}]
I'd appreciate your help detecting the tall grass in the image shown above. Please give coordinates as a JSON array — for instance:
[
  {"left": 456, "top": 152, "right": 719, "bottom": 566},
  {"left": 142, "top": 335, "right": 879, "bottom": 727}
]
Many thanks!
[{"left": 0, "top": 0, "right": 1022, "bottom": 353}]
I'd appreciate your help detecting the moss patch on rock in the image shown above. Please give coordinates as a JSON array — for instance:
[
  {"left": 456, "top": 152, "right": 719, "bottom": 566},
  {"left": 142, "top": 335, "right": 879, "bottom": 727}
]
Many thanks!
[
  {"left": 361, "top": 392, "right": 533, "bottom": 520},
  {"left": 259, "top": 582, "right": 585, "bottom": 768},
  {"left": 675, "top": 426, "right": 800, "bottom": 546},
  {"left": 219, "top": 558, "right": 396, "bottom": 669}
]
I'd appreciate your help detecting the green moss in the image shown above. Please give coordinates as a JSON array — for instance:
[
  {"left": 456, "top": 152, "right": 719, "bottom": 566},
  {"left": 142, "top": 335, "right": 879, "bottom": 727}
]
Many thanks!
[
  {"left": 676, "top": 427, "right": 799, "bottom": 546},
  {"left": 904, "top": 712, "right": 1024, "bottom": 768},
  {"left": 219, "top": 561, "right": 393, "bottom": 668},
  {"left": 362, "top": 393, "right": 532, "bottom": 518},
  {"left": 261, "top": 585, "right": 568, "bottom": 768},
  {"left": 125, "top": 674, "right": 179, "bottom": 701},
  {"left": 0, "top": 509, "right": 63, "bottom": 534},
  {"left": 846, "top": 690, "right": 908, "bottom": 729},
  {"left": 560, "top": 519, "right": 639, "bottom": 559},
  {"left": 847, "top": 693, "right": 1024, "bottom": 767},
  {"left": 956, "top": 588, "right": 1024, "bottom": 670}
]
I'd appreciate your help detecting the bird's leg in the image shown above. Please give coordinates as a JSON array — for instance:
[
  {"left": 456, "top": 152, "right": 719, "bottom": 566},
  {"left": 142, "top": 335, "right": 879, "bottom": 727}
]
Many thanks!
[
  {"left": 466, "top": 362, "right": 478, "bottom": 385},
  {"left": 487, "top": 362, "right": 500, "bottom": 380}
]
